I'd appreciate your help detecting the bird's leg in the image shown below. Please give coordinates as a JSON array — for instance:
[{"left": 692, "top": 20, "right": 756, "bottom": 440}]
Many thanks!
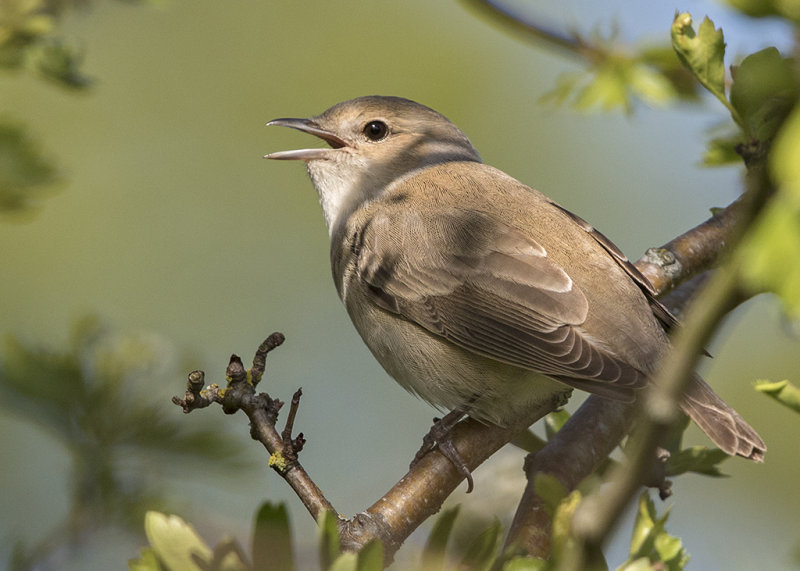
[{"left": 411, "top": 403, "right": 475, "bottom": 492}]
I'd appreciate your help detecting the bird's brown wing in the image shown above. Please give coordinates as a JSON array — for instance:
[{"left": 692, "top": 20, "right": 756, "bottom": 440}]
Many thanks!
[
  {"left": 549, "top": 202, "right": 680, "bottom": 332},
  {"left": 353, "top": 206, "right": 647, "bottom": 400}
]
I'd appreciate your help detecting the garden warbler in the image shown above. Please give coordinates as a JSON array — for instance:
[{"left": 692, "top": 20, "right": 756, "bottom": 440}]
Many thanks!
[{"left": 266, "top": 96, "right": 765, "bottom": 462}]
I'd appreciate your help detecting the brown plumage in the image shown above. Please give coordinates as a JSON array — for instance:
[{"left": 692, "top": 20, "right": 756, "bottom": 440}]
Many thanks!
[{"left": 267, "top": 95, "right": 765, "bottom": 461}]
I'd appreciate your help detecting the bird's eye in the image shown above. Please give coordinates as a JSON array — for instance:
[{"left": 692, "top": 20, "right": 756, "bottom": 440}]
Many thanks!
[{"left": 363, "top": 120, "right": 389, "bottom": 141}]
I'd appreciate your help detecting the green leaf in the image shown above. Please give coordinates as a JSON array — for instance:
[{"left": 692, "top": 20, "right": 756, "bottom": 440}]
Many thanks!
[
  {"left": 544, "top": 409, "right": 571, "bottom": 440},
  {"left": 665, "top": 446, "right": 730, "bottom": 477},
  {"left": 421, "top": 505, "right": 460, "bottom": 570},
  {"left": 34, "top": 39, "right": 93, "bottom": 89},
  {"left": 574, "top": 58, "right": 632, "bottom": 112},
  {"left": 617, "top": 558, "right": 654, "bottom": 571},
  {"left": 540, "top": 71, "right": 587, "bottom": 107},
  {"left": 551, "top": 491, "right": 586, "bottom": 565},
  {"left": 621, "top": 493, "right": 688, "bottom": 571},
  {"left": 703, "top": 136, "right": 742, "bottom": 166},
  {"left": 502, "top": 556, "right": 549, "bottom": 571},
  {"left": 725, "top": 0, "right": 800, "bottom": 22},
  {"left": 772, "top": 96, "right": 800, "bottom": 203},
  {"left": 755, "top": 379, "right": 800, "bottom": 414},
  {"left": 533, "top": 473, "right": 568, "bottom": 517},
  {"left": 208, "top": 538, "right": 250, "bottom": 571},
  {"left": 628, "top": 492, "right": 659, "bottom": 559},
  {"left": 318, "top": 510, "right": 341, "bottom": 570},
  {"left": 627, "top": 62, "right": 678, "bottom": 106},
  {"left": 251, "top": 502, "right": 294, "bottom": 571},
  {"left": 737, "top": 198, "right": 800, "bottom": 317},
  {"left": 510, "top": 428, "right": 546, "bottom": 454},
  {"left": 0, "top": 119, "right": 60, "bottom": 217},
  {"left": 738, "top": 101, "right": 800, "bottom": 316},
  {"left": 671, "top": 14, "right": 731, "bottom": 117},
  {"left": 730, "top": 47, "right": 798, "bottom": 141},
  {"left": 655, "top": 533, "right": 689, "bottom": 569},
  {"left": 128, "top": 547, "right": 164, "bottom": 571},
  {"left": 458, "top": 519, "right": 502, "bottom": 571},
  {"left": 329, "top": 552, "right": 358, "bottom": 571},
  {"left": 639, "top": 44, "right": 700, "bottom": 100},
  {"left": 356, "top": 539, "right": 384, "bottom": 571},
  {"left": 144, "top": 511, "right": 213, "bottom": 571}
]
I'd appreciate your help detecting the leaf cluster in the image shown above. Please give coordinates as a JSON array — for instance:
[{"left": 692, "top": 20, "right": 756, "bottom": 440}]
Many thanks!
[
  {"left": 132, "top": 491, "right": 688, "bottom": 571},
  {"left": 664, "top": 12, "right": 800, "bottom": 317}
]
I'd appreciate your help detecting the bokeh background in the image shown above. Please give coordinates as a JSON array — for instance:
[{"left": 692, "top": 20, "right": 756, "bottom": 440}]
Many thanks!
[{"left": 1, "top": 1, "right": 798, "bottom": 569}]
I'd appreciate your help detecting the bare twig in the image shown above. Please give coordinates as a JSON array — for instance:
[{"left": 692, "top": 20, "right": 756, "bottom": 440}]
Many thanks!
[
  {"left": 172, "top": 334, "right": 336, "bottom": 523},
  {"left": 459, "top": 0, "right": 592, "bottom": 59}
]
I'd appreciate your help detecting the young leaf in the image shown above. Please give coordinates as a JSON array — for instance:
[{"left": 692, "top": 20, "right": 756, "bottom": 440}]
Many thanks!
[
  {"left": 703, "top": 136, "right": 743, "bottom": 166},
  {"left": 0, "top": 119, "right": 60, "bottom": 216},
  {"left": 671, "top": 14, "right": 733, "bottom": 119},
  {"left": 544, "top": 409, "right": 571, "bottom": 440},
  {"left": 628, "top": 492, "right": 660, "bottom": 560},
  {"left": 329, "top": 552, "right": 358, "bottom": 571},
  {"left": 251, "top": 502, "right": 295, "bottom": 571},
  {"left": 550, "top": 490, "right": 581, "bottom": 560},
  {"left": 574, "top": 59, "right": 632, "bottom": 112},
  {"left": 726, "top": 0, "right": 789, "bottom": 20},
  {"left": 730, "top": 47, "right": 798, "bottom": 141},
  {"left": 143, "top": 511, "right": 213, "bottom": 571},
  {"left": 208, "top": 538, "right": 250, "bottom": 571},
  {"left": 458, "top": 519, "right": 502, "bottom": 571},
  {"left": 623, "top": 493, "right": 688, "bottom": 570},
  {"left": 511, "top": 427, "right": 547, "bottom": 454},
  {"left": 628, "top": 62, "right": 678, "bottom": 106},
  {"left": 356, "top": 539, "right": 384, "bottom": 571},
  {"left": 666, "top": 446, "right": 730, "bottom": 477},
  {"left": 738, "top": 98, "right": 800, "bottom": 317},
  {"left": 502, "top": 556, "right": 549, "bottom": 571},
  {"left": 318, "top": 510, "right": 342, "bottom": 570},
  {"left": 128, "top": 548, "right": 163, "bottom": 571},
  {"left": 533, "top": 473, "right": 568, "bottom": 517},
  {"left": 421, "top": 505, "right": 460, "bottom": 570},
  {"left": 755, "top": 379, "right": 800, "bottom": 414}
]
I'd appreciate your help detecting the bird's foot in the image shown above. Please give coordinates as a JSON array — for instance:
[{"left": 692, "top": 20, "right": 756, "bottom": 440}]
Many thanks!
[{"left": 411, "top": 407, "right": 474, "bottom": 493}]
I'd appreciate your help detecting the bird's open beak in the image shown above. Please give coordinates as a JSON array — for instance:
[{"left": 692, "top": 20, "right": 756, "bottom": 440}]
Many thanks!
[{"left": 265, "top": 118, "right": 348, "bottom": 161}]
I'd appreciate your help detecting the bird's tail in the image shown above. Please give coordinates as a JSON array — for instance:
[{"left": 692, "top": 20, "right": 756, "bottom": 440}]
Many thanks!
[{"left": 681, "top": 374, "right": 766, "bottom": 462}]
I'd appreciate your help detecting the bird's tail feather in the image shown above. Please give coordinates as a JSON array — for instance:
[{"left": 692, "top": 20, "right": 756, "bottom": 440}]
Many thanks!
[{"left": 681, "top": 374, "right": 765, "bottom": 462}]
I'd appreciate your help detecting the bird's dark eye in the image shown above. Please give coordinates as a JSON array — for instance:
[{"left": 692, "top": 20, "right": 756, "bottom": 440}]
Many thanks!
[{"left": 363, "top": 120, "right": 388, "bottom": 141}]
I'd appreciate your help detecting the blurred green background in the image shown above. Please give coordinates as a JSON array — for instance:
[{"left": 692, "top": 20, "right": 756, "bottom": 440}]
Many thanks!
[{"left": 1, "top": 1, "right": 798, "bottom": 569}]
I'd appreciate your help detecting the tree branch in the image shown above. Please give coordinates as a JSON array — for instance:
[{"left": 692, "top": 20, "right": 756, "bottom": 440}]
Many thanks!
[
  {"left": 503, "top": 195, "right": 748, "bottom": 557},
  {"left": 172, "top": 333, "right": 336, "bottom": 523},
  {"left": 562, "top": 166, "right": 773, "bottom": 567},
  {"left": 459, "top": 0, "right": 593, "bottom": 60}
]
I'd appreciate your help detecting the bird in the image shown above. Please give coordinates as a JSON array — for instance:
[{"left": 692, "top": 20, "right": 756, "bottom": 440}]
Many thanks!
[{"left": 265, "top": 95, "right": 765, "bottom": 468}]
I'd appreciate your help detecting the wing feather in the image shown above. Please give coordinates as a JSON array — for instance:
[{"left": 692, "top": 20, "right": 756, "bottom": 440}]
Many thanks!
[{"left": 355, "top": 207, "right": 648, "bottom": 398}]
